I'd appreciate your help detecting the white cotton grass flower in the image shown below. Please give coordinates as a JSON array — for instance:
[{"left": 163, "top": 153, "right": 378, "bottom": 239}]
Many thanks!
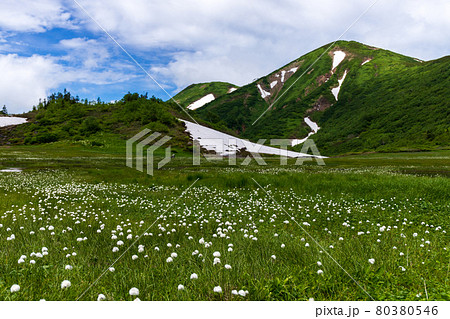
[
  {"left": 166, "top": 257, "right": 173, "bottom": 263},
  {"left": 65, "top": 265, "right": 73, "bottom": 270},
  {"left": 225, "top": 264, "right": 232, "bottom": 269},
  {"left": 132, "top": 255, "right": 138, "bottom": 260},
  {"left": 108, "top": 267, "right": 115, "bottom": 272},
  {"left": 317, "top": 269, "right": 324, "bottom": 275},
  {"left": 213, "top": 286, "right": 222, "bottom": 293},
  {"left": 112, "top": 247, "right": 119, "bottom": 253},
  {"left": 10, "top": 284, "right": 20, "bottom": 293},
  {"left": 171, "top": 252, "right": 178, "bottom": 258},
  {"left": 238, "top": 290, "right": 248, "bottom": 297},
  {"left": 177, "top": 284, "right": 185, "bottom": 291},
  {"left": 97, "top": 294, "right": 106, "bottom": 301},
  {"left": 228, "top": 247, "right": 233, "bottom": 252},
  {"left": 271, "top": 255, "right": 276, "bottom": 260},
  {"left": 61, "top": 280, "right": 71, "bottom": 289},
  {"left": 129, "top": 287, "right": 139, "bottom": 296},
  {"left": 231, "top": 289, "right": 238, "bottom": 295},
  {"left": 213, "top": 251, "right": 221, "bottom": 257},
  {"left": 281, "top": 244, "right": 285, "bottom": 248},
  {"left": 368, "top": 258, "right": 375, "bottom": 264},
  {"left": 30, "top": 260, "right": 36, "bottom": 264},
  {"left": 190, "top": 273, "right": 198, "bottom": 280},
  {"left": 317, "top": 261, "right": 322, "bottom": 267}
]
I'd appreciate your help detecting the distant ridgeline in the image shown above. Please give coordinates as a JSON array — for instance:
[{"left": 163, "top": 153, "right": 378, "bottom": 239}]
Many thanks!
[{"left": 0, "top": 91, "right": 190, "bottom": 149}]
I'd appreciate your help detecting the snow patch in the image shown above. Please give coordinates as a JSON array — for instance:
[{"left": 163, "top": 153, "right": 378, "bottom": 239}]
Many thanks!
[
  {"left": 187, "top": 93, "right": 215, "bottom": 110},
  {"left": 331, "top": 70, "right": 348, "bottom": 101},
  {"left": 270, "top": 81, "right": 278, "bottom": 89},
  {"left": 332, "top": 51, "right": 346, "bottom": 70},
  {"left": 0, "top": 117, "right": 27, "bottom": 127},
  {"left": 291, "top": 117, "right": 320, "bottom": 146},
  {"left": 289, "top": 67, "right": 298, "bottom": 73},
  {"left": 281, "top": 70, "right": 286, "bottom": 82},
  {"left": 181, "top": 119, "right": 324, "bottom": 158},
  {"left": 361, "top": 59, "right": 372, "bottom": 66},
  {"left": 304, "top": 117, "right": 320, "bottom": 133},
  {"left": 257, "top": 84, "right": 271, "bottom": 99},
  {"left": 227, "top": 87, "right": 237, "bottom": 93}
]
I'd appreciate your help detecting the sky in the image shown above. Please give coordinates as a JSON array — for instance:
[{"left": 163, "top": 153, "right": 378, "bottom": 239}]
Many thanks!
[{"left": 0, "top": 0, "right": 449, "bottom": 114}]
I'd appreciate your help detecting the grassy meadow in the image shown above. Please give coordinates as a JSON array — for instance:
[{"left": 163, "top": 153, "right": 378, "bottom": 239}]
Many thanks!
[{"left": 0, "top": 143, "right": 449, "bottom": 301}]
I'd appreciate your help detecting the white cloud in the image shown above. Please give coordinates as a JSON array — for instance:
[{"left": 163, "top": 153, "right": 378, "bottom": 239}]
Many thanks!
[
  {"left": 0, "top": 0, "right": 75, "bottom": 32},
  {"left": 0, "top": 51, "right": 137, "bottom": 114},
  {"left": 71, "top": 0, "right": 449, "bottom": 91},
  {"left": 0, "top": 54, "right": 62, "bottom": 113}
]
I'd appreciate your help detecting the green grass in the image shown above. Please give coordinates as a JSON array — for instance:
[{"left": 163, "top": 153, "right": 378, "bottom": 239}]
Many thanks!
[{"left": 0, "top": 145, "right": 448, "bottom": 301}]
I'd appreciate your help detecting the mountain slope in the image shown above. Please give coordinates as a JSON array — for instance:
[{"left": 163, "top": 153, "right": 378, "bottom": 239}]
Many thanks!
[
  {"left": 192, "top": 41, "right": 449, "bottom": 155},
  {"left": 0, "top": 92, "right": 191, "bottom": 149},
  {"left": 174, "top": 82, "right": 238, "bottom": 110}
]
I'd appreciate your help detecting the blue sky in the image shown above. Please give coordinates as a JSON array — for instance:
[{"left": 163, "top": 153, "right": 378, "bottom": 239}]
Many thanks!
[{"left": 0, "top": 0, "right": 449, "bottom": 113}]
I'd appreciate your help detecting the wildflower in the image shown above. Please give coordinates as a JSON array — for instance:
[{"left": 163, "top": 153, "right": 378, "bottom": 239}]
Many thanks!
[
  {"left": 10, "top": 284, "right": 20, "bottom": 293},
  {"left": 238, "top": 290, "right": 247, "bottom": 297},
  {"left": 225, "top": 264, "right": 232, "bottom": 270},
  {"left": 317, "top": 269, "right": 324, "bottom": 275},
  {"left": 213, "top": 286, "right": 222, "bottom": 293},
  {"left": 117, "top": 240, "right": 124, "bottom": 246},
  {"left": 171, "top": 252, "right": 178, "bottom": 258},
  {"left": 109, "top": 267, "right": 115, "bottom": 272},
  {"left": 213, "top": 257, "right": 221, "bottom": 265},
  {"left": 178, "top": 284, "right": 185, "bottom": 291},
  {"left": 132, "top": 255, "right": 138, "bottom": 260},
  {"left": 129, "top": 287, "right": 139, "bottom": 296},
  {"left": 271, "top": 255, "right": 276, "bottom": 260},
  {"left": 317, "top": 261, "right": 322, "bottom": 266},
  {"left": 190, "top": 273, "right": 198, "bottom": 280},
  {"left": 213, "top": 251, "right": 221, "bottom": 257},
  {"left": 228, "top": 247, "right": 233, "bottom": 252},
  {"left": 231, "top": 290, "right": 238, "bottom": 295},
  {"left": 166, "top": 257, "right": 173, "bottom": 263},
  {"left": 61, "top": 280, "right": 71, "bottom": 289},
  {"left": 30, "top": 260, "right": 36, "bottom": 264},
  {"left": 154, "top": 247, "right": 160, "bottom": 251},
  {"left": 97, "top": 294, "right": 106, "bottom": 301},
  {"left": 281, "top": 244, "right": 285, "bottom": 248},
  {"left": 305, "top": 243, "right": 310, "bottom": 247},
  {"left": 368, "top": 258, "right": 375, "bottom": 264},
  {"left": 112, "top": 247, "right": 119, "bottom": 253},
  {"left": 65, "top": 265, "right": 73, "bottom": 270}
]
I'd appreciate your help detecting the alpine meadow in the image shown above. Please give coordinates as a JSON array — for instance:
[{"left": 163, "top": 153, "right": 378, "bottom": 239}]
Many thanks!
[{"left": 0, "top": 2, "right": 449, "bottom": 306}]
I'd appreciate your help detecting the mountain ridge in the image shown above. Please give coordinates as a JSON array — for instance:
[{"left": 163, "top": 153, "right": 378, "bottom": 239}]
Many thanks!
[{"left": 182, "top": 40, "right": 449, "bottom": 155}]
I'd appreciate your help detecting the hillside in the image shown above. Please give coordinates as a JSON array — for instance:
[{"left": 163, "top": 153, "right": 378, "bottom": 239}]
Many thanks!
[
  {"left": 174, "top": 82, "right": 238, "bottom": 110},
  {"left": 191, "top": 41, "right": 449, "bottom": 155},
  {"left": 0, "top": 91, "right": 191, "bottom": 149}
]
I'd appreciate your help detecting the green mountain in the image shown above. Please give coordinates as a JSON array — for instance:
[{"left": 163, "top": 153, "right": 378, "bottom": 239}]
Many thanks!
[
  {"left": 0, "top": 92, "right": 191, "bottom": 149},
  {"left": 174, "top": 82, "right": 238, "bottom": 109},
  {"left": 191, "top": 41, "right": 450, "bottom": 155}
]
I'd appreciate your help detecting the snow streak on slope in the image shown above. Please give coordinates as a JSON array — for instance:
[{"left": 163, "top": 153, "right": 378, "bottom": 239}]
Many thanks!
[
  {"left": 332, "top": 51, "right": 346, "bottom": 70},
  {"left": 361, "top": 59, "right": 372, "bottom": 66},
  {"left": 0, "top": 117, "right": 27, "bottom": 127},
  {"left": 257, "top": 84, "right": 271, "bottom": 99},
  {"left": 228, "top": 87, "right": 237, "bottom": 93},
  {"left": 291, "top": 117, "right": 321, "bottom": 147},
  {"left": 187, "top": 94, "right": 215, "bottom": 110},
  {"left": 331, "top": 70, "right": 348, "bottom": 101},
  {"left": 181, "top": 119, "right": 324, "bottom": 158}
]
